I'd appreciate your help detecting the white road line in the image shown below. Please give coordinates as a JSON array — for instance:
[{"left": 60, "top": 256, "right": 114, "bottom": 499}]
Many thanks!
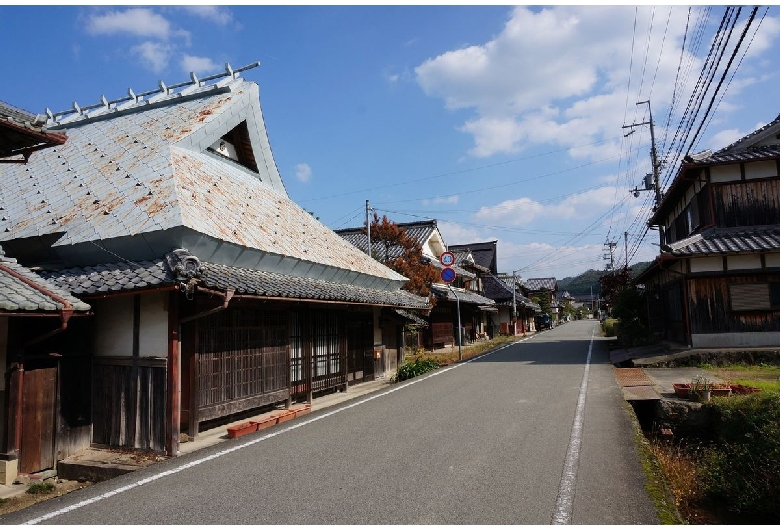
[
  {"left": 551, "top": 324, "right": 595, "bottom": 525},
  {"left": 23, "top": 336, "right": 532, "bottom": 525}
]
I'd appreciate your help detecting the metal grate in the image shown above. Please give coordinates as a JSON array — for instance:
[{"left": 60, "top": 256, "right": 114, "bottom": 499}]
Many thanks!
[{"left": 613, "top": 368, "right": 654, "bottom": 387}]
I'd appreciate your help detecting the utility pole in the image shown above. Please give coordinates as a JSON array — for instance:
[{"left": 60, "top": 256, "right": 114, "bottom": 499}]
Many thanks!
[
  {"left": 511, "top": 270, "right": 519, "bottom": 335},
  {"left": 623, "top": 100, "right": 662, "bottom": 209},
  {"left": 603, "top": 239, "right": 617, "bottom": 270},
  {"left": 365, "top": 199, "right": 372, "bottom": 258},
  {"left": 624, "top": 231, "right": 629, "bottom": 269}
]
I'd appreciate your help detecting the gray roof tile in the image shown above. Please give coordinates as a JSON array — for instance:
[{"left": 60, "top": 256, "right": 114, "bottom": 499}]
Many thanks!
[
  {"left": 524, "top": 277, "right": 558, "bottom": 292},
  {"left": 41, "top": 252, "right": 429, "bottom": 309},
  {"left": 668, "top": 225, "right": 780, "bottom": 256},
  {"left": 0, "top": 254, "right": 90, "bottom": 313}
]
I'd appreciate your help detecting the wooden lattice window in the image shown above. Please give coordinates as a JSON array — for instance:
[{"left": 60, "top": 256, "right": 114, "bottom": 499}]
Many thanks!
[{"left": 729, "top": 283, "right": 780, "bottom": 311}]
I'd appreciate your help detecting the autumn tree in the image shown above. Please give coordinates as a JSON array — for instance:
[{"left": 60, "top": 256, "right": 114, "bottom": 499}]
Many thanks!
[
  {"left": 364, "top": 213, "right": 439, "bottom": 302},
  {"left": 599, "top": 266, "right": 631, "bottom": 316}
]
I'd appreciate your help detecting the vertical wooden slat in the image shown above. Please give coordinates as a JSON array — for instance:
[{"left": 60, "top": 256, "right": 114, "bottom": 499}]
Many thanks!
[{"left": 166, "top": 291, "right": 180, "bottom": 456}]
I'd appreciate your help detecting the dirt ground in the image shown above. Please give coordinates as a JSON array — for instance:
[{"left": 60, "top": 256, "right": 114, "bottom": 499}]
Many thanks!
[{"left": 0, "top": 479, "right": 93, "bottom": 516}]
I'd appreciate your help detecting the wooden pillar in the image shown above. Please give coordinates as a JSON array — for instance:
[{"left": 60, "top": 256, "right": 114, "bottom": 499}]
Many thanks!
[
  {"left": 166, "top": 291, "right": 180, "bottom": 456},
  {"left": 4, "top": 364, "right": 23, "bottom": 458}
]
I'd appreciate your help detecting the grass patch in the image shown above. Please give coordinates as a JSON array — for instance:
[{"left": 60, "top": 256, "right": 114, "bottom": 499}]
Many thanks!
[
  {"left": 26, "top": 482, "right": 55, "bottom": 495},
  {"left": 625, "top": 402, "right": 683, "bottom": 524}
]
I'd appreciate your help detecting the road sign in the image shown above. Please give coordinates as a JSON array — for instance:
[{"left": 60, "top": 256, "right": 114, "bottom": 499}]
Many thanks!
[
  {"left": 441, "top": 267, "right": 456, "bottom": 283},
  {"left": 439, "top": 252, "right": 455, "bottom": 267}
]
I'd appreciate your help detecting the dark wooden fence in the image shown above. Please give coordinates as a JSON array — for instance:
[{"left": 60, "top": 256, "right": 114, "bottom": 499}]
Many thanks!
[{"left": 92, "top": 357, "right": 167, "bottom": 452}]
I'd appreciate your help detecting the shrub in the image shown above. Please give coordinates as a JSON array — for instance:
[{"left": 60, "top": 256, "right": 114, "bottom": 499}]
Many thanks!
[
  {"left": 26, "top": 482, "right": 55, "bottom": 495},
  {"left": 700, "top": 392, "right": 780, "bottom": 520},
  {"left": 394, "top": 357, "right": 440, "bottom": 382},
  {"left": 601, "top": 318, "right": 619, "bottom": 337}
]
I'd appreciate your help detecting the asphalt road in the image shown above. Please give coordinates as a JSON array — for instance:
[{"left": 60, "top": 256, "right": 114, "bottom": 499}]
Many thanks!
[{"left": 2, "top": 319, "right": 658, "bottom": 525}]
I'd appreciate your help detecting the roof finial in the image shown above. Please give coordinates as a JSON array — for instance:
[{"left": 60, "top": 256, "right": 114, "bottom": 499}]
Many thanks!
[
  {"left": 159, "top": 80, "right": 168, "bottom": 95},
  {"left": 225, "top": 62, "right": 234, "bottom": 79},
  {"left": 190, "top": 72, "right": 200, "bottom": 86}
]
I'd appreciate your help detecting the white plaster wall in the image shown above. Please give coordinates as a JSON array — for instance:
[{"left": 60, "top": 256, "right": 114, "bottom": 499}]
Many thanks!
[
  {"left": 690, "top": 257, "right": 723, "bottom": 273},
  {"left": 139, "top": 292, "right": 168, "bottom": 358},
  {"left": 692, "top": 332, "right": 780, "bottom": 348},
  {"left": 727, "top": 254, "right": 762, "bottom": 271},
  {"left": 710, "top": 164, "right": 740, "bottom": 183},
  {"left": 93, "top": 297, "right": 134, "bottom": 356},
  {"left": 766, "top": 253, "right": 780, "bottom": 268},
  {"left": 745, "top": 160, "right": 776, "bottom": 180}
]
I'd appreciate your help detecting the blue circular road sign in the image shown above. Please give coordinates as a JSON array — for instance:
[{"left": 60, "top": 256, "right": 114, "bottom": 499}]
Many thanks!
[{"left": 441, "top": 267, "right": 456, "bottom": 283}]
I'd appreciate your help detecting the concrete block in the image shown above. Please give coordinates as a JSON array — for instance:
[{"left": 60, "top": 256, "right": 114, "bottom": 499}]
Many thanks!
[{"left": 0, "top": 458, "right": 18, "bottom": 486}]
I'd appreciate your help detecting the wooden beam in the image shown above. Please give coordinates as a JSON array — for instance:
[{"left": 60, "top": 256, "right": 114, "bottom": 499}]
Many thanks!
[{"left": 166, "top": 292, "right": 180, "bottom": 456}]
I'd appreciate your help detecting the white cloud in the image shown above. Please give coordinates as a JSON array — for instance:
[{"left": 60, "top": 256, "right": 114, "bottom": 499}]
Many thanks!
[
  {"left": 131, "top": 41, "right": 172, "bottom": 73},
  {"left": 414, "top": 6, "right": 706, "bottom": 159},
  {"left": 422, "top": 195, "right": 459, "bottom": 205},
  {"left": 179, "top": 6, "right": 233, "bottom": 26},
  {"left": 87, "top": 8, "right": 174, "bottom": 39},
  {"left": 181, "top": 55, "right": 220, "bottom": 75},
  {"left": 475, "top": 187, "right": 619, "bottom": 225},
  {"left": 295, "top": 163, "right": 312, "bottom": 183}
]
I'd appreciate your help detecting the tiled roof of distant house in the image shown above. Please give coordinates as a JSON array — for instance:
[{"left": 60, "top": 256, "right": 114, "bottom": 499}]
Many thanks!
[
  {"left": 524, "top": 277, "right": 558, "bottom": 291},
  {"left": 448, "top": 241, "right": 497, "bottom": 273}
]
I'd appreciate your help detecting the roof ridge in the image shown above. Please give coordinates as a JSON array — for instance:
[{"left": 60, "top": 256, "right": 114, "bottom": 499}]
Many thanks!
[
  {"left": 45, "top": 61, "right": 259, "bottom": 128},
  {"left": 716, "top": 112, "right": 780, "bottom": 153}
]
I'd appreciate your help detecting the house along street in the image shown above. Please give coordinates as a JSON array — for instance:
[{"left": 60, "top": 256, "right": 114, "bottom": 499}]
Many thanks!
[{"left": 4, "top": 320, "right": 657, "bottom": 525}]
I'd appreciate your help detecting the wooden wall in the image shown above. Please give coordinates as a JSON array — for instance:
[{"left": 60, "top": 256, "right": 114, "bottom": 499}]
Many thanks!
[
  {"left": 688, "top": 274, "right": 780, "bottom": 334},
  {"left": 713, "top": 179, "right": 780, "bottom": 227}
]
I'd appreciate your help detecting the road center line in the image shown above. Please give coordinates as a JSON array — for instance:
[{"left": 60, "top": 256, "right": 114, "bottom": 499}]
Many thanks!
[
  {"left": 551, "top": 324, "right": 595, "bottom": 525},
  {"left": 23, "top": 336, "right": 532, "bottom": 525}
]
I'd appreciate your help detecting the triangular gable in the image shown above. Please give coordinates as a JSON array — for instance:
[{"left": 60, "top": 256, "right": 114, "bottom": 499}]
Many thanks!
[{"left": 717, "top": 113, "right": 780, "bottom": 153}]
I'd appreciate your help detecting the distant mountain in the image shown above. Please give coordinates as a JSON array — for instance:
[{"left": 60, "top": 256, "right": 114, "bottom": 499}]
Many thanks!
[{"left": 557, "top": 262, "right": 652, "bottom": 297}]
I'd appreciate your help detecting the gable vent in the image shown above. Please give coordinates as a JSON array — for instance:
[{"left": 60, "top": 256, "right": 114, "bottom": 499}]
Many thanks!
[{"left": 207, "top": 121, "right": 259, "bottom": 173}]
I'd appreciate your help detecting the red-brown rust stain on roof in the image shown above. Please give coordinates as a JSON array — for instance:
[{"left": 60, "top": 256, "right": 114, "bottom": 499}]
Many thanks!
[{"left": 145, "top": 196, "right": 169, "bottom": 217}]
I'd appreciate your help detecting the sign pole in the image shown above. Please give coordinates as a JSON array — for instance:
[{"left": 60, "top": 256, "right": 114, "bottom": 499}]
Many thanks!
[{"left": 448, "top": 284, "right": 462, "bottom": 361}]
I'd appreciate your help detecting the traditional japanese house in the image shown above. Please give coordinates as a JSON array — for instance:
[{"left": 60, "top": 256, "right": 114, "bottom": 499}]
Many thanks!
[
  {"left": 1, "top": 102, "right": 92, "bottom": 484},
  {"left": 336, "top": 220, "right": 497, "bottom": 349},
  {"left": 636, "top": 113, "right": 780, "bottom": 348},
  {"left": 524, "top": 278, "right": 559, "bottom": 323},
  {"left": 0, "top": 63, "right": 429, "bottom": 466},
  {"left": 484, "top": 274, "right": 540, "bottom": 335}
]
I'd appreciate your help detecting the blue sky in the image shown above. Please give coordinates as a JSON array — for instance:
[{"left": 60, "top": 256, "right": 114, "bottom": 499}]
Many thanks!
[{"left": 2, "top": 5, "right": 778, "bottom": 280}]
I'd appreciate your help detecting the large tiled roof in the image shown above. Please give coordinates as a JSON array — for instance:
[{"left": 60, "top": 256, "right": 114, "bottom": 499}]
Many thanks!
[
  {"left": 41, "top": 250, "right": 428, "bottom": 309},
  {"left": 0, "top": 250, "right": 90, "bottom": 312},
  {"left": 667, "top": 225, "right": 780, "bottom": 256},
  {"left": 0, "top": 74, "right": 407, "bottom": 285}
]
